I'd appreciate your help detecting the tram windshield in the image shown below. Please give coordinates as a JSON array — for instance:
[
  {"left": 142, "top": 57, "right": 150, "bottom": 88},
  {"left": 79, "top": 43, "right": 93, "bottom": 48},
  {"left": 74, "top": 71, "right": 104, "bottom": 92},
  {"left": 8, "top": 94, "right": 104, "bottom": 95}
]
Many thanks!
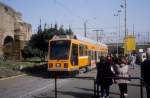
[{"left": 50, "top": 40, "right": 70, "bottom": 60}]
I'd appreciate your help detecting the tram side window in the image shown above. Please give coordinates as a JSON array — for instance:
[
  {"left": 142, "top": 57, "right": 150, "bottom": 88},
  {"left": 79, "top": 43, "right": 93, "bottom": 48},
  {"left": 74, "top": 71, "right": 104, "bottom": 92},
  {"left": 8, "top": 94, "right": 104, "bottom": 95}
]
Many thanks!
[
  {"left": 91, "top": 51, "right": 95, "bottom": 60},
  {"left": 98, "top": 51, "right": 101, "bottom": 61},
  {"left": 101, "top": 52, "right": 104, "bottom": 56},
  {"left": 93, "top": 51, "right": 96, "bottom": 60},
  {"left": 79, "top": 44, "right": 87, "bottom": 56},
  {"left": 95, "top": 51, "right": 98, "bottom": 62},
  {"left": 71, "top": 44, "right": 78, "bottom": 65},
  {"left": 88, "top": 50, "right": 92, "bottom": 60}
]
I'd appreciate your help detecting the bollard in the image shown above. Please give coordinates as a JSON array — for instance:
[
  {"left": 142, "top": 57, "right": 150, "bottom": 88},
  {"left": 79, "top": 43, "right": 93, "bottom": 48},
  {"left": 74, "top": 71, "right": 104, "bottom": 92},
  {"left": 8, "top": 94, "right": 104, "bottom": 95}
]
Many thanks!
[
  {"left": 96, "top": 82, "right": 100, "bottom": 97},
  {"left": 140, "top": 65, "right": 143, "bottom": 98},
  {"left": 55, "top": 76, "right": 57, "bottom": 98},
  {"left": 140, "top": 79, "right": 143, "bottom": 98},
  {"left": 94, "top": 79, "right": 96, "bottom": 97}
]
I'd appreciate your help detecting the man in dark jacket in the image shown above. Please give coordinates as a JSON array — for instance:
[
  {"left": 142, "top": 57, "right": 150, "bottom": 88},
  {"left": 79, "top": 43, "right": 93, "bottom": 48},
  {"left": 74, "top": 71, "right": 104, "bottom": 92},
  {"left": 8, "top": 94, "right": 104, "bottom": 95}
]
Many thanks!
[
  {"left": 141, "top": 51, "right": 150, "bottom": 98},
  {"left": 96, "top": 56, "right": 114, "bottom": 98}
]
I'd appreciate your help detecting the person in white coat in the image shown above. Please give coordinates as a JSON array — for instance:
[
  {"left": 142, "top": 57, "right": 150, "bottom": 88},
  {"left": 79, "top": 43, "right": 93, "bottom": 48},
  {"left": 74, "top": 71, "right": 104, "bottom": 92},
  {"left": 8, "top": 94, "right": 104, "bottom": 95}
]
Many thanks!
[
  {"left": 130, "top": 54, "right": 136, "bottom": 69},
  {"left": 113, "top": 56, "right": 130, "bottom": 98}
]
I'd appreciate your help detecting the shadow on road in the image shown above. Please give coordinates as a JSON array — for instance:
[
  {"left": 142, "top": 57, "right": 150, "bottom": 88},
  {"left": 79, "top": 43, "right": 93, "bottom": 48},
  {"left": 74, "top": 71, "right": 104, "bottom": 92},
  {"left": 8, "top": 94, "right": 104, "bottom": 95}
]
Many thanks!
[
  {"left": 21, "top": 64, "right": 78, "bottom": 79},
  {"left": 57, "top": 90, "right": 93, "bottom": 98},
  {"left": 21, "top": 64, "right": 51, "bottom": 78},
  {"left": 34, "top": 97, "right": 55, "bottom": 98},
  {"left": 128, "top": 83, "right": 141, "bottom": 87}
]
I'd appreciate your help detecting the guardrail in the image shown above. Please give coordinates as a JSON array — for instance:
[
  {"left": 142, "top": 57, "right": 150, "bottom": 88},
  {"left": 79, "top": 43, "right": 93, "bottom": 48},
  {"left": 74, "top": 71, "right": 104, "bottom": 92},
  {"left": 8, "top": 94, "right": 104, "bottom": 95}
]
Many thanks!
[
  {"left": 52, "top": 76, "right": 149, "bottom": 98},
  {"left": 53, "top": 76, "right": 94, "bottom": 98},
  {"left": 94, "top": 77, "right": 150, "bottom": 98}
]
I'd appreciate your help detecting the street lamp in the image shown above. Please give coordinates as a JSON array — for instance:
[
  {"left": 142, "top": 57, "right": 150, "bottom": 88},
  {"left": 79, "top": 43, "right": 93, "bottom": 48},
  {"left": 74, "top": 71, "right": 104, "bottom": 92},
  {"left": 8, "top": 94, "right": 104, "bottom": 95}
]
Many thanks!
[
  {"left": 114, "top": 14, "right": 119, "bottom": 57},
  {"left": 118, "top": 10, "right": 121, "bottom": 42},
  {"left": 121, "top": 0, "right": 127, "bottom": 37},
  {"left": 84, "top": 20, "right": 87, "bottom": 38},
  {"left": 99, "top": 29, "right": 104, "bottom": 42},
  {"left": 121, "top": 0, "right": 128, "bottom": 55}
]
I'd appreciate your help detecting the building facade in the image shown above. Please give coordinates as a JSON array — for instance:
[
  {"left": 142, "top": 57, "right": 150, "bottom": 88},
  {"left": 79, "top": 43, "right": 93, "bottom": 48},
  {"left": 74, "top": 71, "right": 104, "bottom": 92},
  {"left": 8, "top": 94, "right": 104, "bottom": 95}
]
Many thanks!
[{"left": 0, "top": 2, "right": 32, "bottom": 60}]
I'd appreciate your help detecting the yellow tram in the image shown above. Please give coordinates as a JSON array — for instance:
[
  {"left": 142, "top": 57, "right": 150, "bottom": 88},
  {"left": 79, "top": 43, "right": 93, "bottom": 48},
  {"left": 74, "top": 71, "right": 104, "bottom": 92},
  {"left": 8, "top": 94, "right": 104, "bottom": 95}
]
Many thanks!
[{"left": 48, "top": 35, "right": 108, "bottom": 73}]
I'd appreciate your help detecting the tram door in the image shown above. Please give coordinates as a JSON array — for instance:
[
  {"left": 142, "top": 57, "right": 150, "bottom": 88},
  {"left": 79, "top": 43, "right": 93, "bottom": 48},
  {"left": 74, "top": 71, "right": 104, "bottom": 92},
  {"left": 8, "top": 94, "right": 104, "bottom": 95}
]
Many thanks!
[{"left": 71, "top": 44, "right": 78, "bottom": 66}]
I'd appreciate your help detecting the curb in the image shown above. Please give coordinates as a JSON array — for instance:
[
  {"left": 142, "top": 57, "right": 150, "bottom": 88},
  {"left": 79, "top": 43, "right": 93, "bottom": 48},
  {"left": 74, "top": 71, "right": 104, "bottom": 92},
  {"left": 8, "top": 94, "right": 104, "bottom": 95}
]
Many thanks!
[{"left": 0, "top": 74, "right": 26, "bottom": 81}]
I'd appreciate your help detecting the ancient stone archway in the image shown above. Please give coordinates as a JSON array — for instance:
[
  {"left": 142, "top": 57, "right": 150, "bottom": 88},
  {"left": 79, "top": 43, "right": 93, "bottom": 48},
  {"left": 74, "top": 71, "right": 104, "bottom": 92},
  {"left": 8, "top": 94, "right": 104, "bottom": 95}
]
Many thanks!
[
  {"left": 3, "top": 36, "right": 14, "bottom": 59},
  {"left": 0, "top": 2, "right": 32, "bottom": 60}
]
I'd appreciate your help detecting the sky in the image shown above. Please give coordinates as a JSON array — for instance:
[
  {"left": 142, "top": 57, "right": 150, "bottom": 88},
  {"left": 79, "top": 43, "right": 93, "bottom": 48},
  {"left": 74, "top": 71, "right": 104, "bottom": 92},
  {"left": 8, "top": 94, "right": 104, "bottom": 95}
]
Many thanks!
[{"left": 0, "top": 0, "right": 150, "bottom": 43}]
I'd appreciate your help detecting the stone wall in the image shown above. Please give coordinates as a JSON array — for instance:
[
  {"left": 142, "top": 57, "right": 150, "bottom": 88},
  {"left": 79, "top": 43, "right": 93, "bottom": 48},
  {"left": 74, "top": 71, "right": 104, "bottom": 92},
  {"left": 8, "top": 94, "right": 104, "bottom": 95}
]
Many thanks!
[{"left": 0, "top": 2, "right": 32, "bottom": 60}]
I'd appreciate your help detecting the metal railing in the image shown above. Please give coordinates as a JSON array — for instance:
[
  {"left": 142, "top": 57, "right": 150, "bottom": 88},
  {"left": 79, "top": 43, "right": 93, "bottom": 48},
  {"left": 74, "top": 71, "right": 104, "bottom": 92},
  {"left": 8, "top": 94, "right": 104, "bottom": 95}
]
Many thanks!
[
  {"left": 94, "top": 76, "right": 149, "bottom": 98},
  {"left": 52, "top": 76, "right": 149, "bottom": 98},
  {"left": 53, "top": 76, "right": 94, "bottom": 98}
]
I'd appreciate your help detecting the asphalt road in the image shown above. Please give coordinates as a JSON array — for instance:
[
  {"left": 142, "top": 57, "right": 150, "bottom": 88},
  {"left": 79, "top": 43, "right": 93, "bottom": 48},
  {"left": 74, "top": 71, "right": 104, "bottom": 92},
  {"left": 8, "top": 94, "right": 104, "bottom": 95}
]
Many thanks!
[
  {"left": 0, "top": 65, "right": 147, "bottom": 98},
  {"left": 0, "top": 74, "right": 51, "bottom": 98},
  {"left": 0, "top": 70, "right": 95, "bottom": 98}
]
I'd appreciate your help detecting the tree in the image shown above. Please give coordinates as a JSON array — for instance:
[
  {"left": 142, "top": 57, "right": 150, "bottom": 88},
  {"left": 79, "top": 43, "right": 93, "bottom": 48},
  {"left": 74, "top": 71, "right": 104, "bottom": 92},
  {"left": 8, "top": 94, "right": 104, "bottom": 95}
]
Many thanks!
[{"left": 22, "top": 23, "right": 73, "bottom": 61}]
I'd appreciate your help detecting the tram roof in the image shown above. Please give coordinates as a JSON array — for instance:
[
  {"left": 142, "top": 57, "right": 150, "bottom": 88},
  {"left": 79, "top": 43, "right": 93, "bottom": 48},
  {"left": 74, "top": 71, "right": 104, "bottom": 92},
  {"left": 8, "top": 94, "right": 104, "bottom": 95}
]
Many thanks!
[{"left": 52, "top": 35, "right": 107, "bottom": 47}]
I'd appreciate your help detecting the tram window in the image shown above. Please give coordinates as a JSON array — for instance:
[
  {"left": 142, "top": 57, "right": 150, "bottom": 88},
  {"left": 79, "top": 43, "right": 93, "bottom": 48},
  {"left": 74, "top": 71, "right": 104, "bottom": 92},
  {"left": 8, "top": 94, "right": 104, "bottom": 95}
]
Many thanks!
[
  {"left": 101, "top": 52, "right": 103, "bottom": 56},
  {"left": 71, "top": 44, "right": 78, "bottom": 65},
  {"left": 95, "top": 51, "right": 98, "bottom": 61},
  {"left": 98, "top": 52, "right": 101, "bottom": 58},
  {"left": 88, "top": 50, "right": 91, "bottom": 58},
  {"left": 79, "top": 45, "right": 83, "bottom": 56},
  {"left": 84, "top": 45, "right": 87, "bottom": 56},
  {"left": 91, "top": 51, "right": 93, "bottom": 60},
  {"left": 91, "top": 51, "right": 95, "bottom": 60},
  {"left": 93, "top": 51, "right": 96, "bottom": 60},
  {"left": 98, "top": 51, "right": 101, "bottom": 61},
  {"left": 50, "top": 40, "right": 70, "bottom": 60},
  {"left": 79, "top": 44, "right": 87, "bottom": 56}
]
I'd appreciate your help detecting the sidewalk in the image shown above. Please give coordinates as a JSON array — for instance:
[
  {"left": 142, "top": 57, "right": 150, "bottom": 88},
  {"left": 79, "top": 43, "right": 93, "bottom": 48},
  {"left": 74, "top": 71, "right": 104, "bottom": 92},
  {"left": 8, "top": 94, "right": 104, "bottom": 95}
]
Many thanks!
[{"left": 34, "top": 65, "right": 146, "bottom": 98}]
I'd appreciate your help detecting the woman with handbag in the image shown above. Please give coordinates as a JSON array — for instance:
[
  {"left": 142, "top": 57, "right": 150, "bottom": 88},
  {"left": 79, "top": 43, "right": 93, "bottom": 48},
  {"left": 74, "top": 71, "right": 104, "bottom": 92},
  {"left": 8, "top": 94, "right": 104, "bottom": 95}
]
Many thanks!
[{"left": 113, "top": 56, "right": 130, "bottom": 98}]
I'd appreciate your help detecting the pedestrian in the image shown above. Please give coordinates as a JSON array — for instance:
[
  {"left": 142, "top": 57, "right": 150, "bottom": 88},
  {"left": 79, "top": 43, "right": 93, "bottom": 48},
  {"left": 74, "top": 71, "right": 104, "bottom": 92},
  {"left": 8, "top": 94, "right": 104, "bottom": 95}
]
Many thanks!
[
  {"left": 127, "top": 54, "right": 132, "bottom": 65},
  {"left": 107, "top": 55, "right": 113, "bottom": 65},
  {"left": 131, "top": 54, "right": 136, "bottom": 69},
  {"left": 96, "top": 56, "right": 114, "bottom": 98},
  {"left": 141, "top": 50, "right": 150, "bottom": 98},
  {"left": 113, "top": 56, "right": 130, "bottom": 98},
  {"left": 112, "top": 54, "right": 118, "bottom": 65}
]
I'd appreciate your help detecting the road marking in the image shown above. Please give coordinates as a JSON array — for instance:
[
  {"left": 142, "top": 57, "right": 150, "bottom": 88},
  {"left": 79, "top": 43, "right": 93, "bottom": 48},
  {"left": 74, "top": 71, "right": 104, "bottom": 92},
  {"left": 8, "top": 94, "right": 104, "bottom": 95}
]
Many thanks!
[
  {"left": 0, "top": 74, "right": 26, "bottom": 81},
  {"left": 19, "top": 79, "right": 68, "bottom": 98}
]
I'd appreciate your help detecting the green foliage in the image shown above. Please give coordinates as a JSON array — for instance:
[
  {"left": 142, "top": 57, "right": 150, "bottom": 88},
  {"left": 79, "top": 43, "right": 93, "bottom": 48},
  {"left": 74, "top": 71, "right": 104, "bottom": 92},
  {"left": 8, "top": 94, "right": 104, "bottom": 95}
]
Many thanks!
[{"left": 22, "top": 24, "right": 73, "bottom": 60}]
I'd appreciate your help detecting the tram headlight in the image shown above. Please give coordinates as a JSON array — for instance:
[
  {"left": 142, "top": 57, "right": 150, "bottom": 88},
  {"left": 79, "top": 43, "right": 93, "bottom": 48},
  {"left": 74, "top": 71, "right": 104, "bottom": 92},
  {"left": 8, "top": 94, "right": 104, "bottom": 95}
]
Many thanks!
[
  {"left": 49, "top": 63, "right": 53, "bottom": 68},
  {"left": 64, "top": 63, "right": 68, "bottom": 68},
  {"left": 56, "top": 63, "right": 61, "bottom": 67}
]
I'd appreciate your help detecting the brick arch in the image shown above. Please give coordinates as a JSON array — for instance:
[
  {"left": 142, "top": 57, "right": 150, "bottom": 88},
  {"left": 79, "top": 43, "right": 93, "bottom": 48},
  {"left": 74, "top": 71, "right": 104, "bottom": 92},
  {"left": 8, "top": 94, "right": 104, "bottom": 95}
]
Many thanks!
[
  {"left": 3, "top": 36, "right": 14, "bottom": 45},
  {"left": 3, "top": 35, "right": 14, "bottom": 59},
  {"left": 2, "top": 33, "right": 14, "bottom": 46}
]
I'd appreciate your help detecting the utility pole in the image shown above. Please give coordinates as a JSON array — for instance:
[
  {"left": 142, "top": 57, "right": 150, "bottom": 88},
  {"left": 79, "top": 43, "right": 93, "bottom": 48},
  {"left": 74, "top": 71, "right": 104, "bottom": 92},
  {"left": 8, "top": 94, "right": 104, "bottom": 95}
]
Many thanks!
[
  {"left": 118, "top": 10, "right": 121, "bottom": 42},
  {"left": 138, "top": 32, "right": 140, "bottom": 43},
  {"left": 121, "top": 0, "right": 127, "bottom": 37},
  {"left": 121, "top": 0, "right": 127, "bottom": 55},
  {"left": 133, "top": 24, "right": 135, "bottom": 36},
  {"left": 84, "top": 20, "right": 87, "bottom": 38},
  {"left": 99, "top": 29, "right": 104, "bottom": 42},
  {"left": 93, "top": 29, "right": 104, "bottom": 42},
  {"left": 124, "top": 0, "right": 127, "bottom": 37},
  {"left": 147, "top": 32, "right": 150, "bottom": 43},
  {"left": 93, "top": 30, "right": 100, "bottom": 42},
  {"left": 114, "top": 14, "right": 119, "bottom": 56}
]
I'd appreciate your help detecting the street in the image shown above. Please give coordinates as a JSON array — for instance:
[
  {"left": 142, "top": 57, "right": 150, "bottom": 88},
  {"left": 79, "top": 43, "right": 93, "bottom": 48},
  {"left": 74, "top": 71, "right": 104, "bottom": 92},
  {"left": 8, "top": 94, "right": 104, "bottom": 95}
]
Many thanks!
[{"left": 0, "top": 65, "right": 147, "bottom": 98}]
